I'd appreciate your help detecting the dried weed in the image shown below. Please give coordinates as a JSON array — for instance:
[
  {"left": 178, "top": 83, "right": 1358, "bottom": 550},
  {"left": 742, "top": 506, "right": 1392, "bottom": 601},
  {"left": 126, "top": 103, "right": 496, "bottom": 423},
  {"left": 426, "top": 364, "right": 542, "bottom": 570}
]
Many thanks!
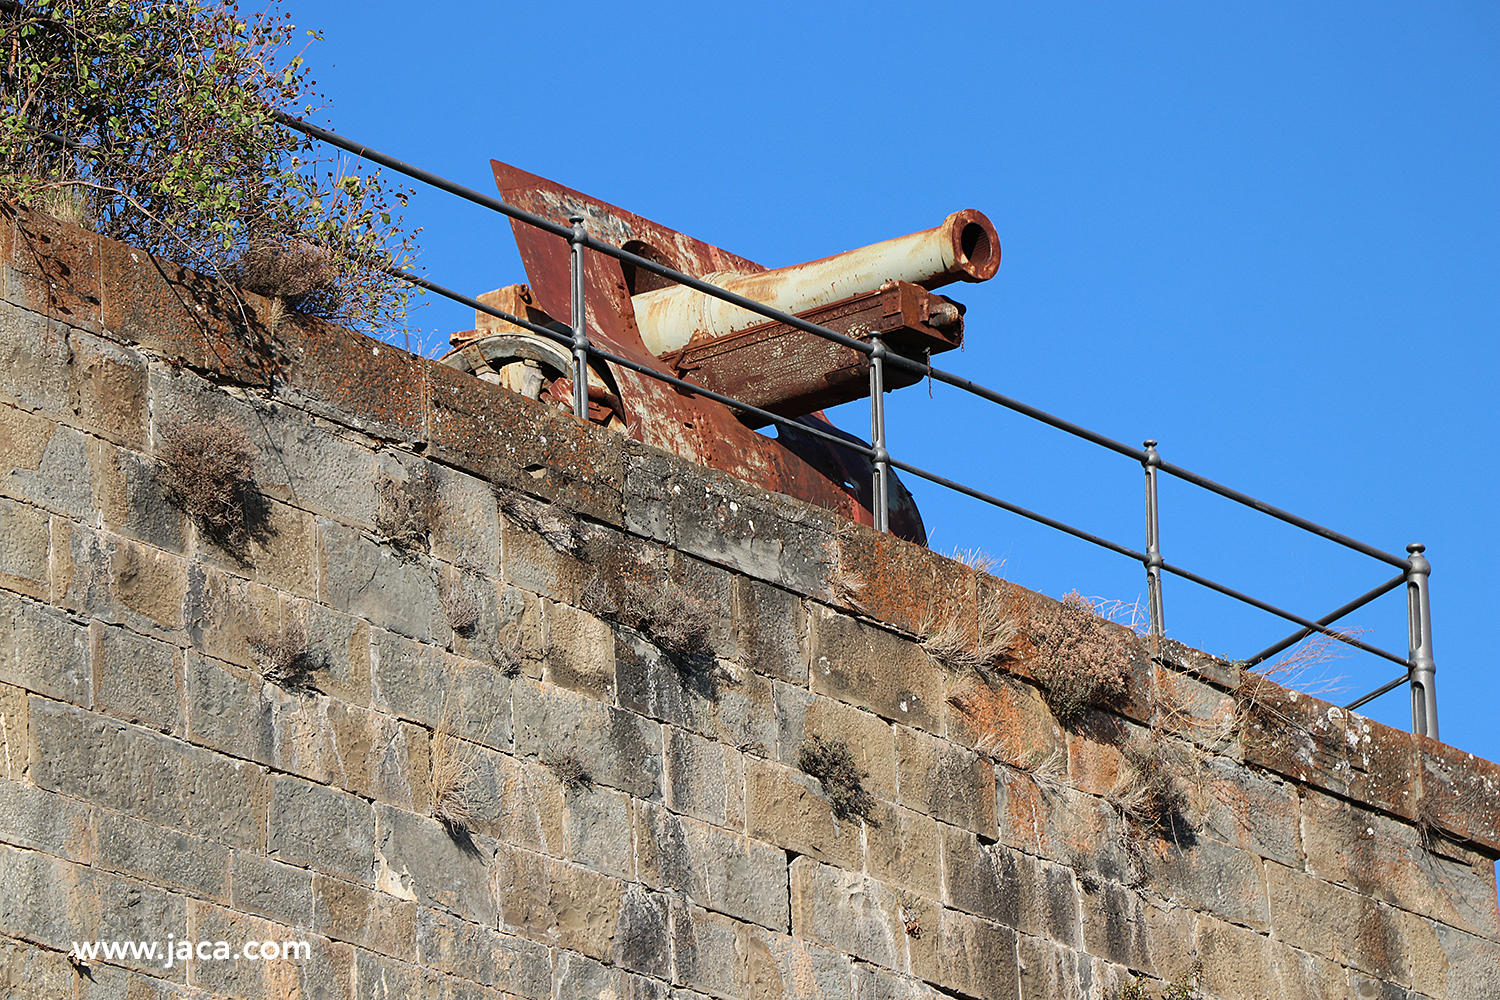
[
  {"left": 546, "top": 751, "right": 590, "bottom": 790},
  {"left": 156, "top": 420, "right": 261, "bottom": 547},
  {"left": 583, "top": 573, "right": 714, "bottom": 660},
  {"left": 245, "top": 616, "right": 311, "bottom": 689},
  {"left": 442, "top": 586, "right": 481, "bottom": 635},
  {"left": 431, "top": 695, "right": 478, "bottom": 835},
  {"left": 375, "top": 465, "right": 442, "bottom": 553},
  {"left": 797, "top": 734, "right": 876, "bottom": 821},
  {"left": 493, "top": 486, "right": 580, "bottom": 553}
]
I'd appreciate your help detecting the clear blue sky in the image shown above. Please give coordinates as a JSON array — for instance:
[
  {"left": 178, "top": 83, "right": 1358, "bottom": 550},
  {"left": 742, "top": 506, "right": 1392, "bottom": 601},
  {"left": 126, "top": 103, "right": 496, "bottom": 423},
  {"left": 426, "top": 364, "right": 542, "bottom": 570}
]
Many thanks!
[{"left": 291, "top": 2, "right": 1498, "bottom": 761}]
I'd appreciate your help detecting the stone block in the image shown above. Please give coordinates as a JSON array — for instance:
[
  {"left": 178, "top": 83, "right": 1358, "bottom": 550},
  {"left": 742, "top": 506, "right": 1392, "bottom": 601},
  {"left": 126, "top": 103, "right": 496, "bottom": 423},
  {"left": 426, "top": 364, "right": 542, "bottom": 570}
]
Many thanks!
[
  {"left": 1153, "top": 663, "right": 1236, "bottom": 752},
  {"left": 181, "top": 562, "right": 280, "bottom": 672},
  {"left": 1152, "top": 635, "right": 1241, "bottom": 690},
  {"left": 272, "top": 314, "right": 426, "bottom": 443},
  {"left": 1265, "top": 860, "right": 1431, "bottom": 985},
  {"left": 863, "top": 801, "right": 941, "bottom": 902},
  {"left": 94, "top": 810, "right": 230, "bottom": 903},
  {"left": 415, "top": 905, "right": 553, "bottom": 994},
  {"left": 554, "top": 950, "right": 665, "bottom": 1000},
  {"left": 320, "top": 519, "right": 446, "bottom": 643},
  {"left": 428, "top": 359, "right": 624, "bottom": 525},
  {"left": 614, "top": 887, "right": 673, "bottom": 980},
  {"left": 0, "top": 777, "right": 94, "bottom": 862},
  {"left": 744, "top": 754, "right": 862, "bottom": 869},
  {"left": 313, "top": 874, "right": 417, "bottom": 956},
  {"left": 1418, "top": 735, "right": 1500, "bottom": 854},
  {"left": 915, "top": 906, "right": 1019, "bottom": 1000},
  {"left": 731, "top": 577, "right": 807, "bottom": 683},
  {"left": 253, "top": 412, "right": 385, "bottom": 524},
  {"left": 94, "top": 442, "right": 187, "bottom": 553},
  {"left": 497, "top": 498, "right": 595, "bottom": 605},
  {"left": 809, "top": 605, "right": 942, "bottom": 735},
  {"left": 635, "top": 801, "right": 789, "bottom": 932},
  {"left": 761, "top": 933, "right": 852, "bottom": 1000},
  {"left": 0, "top": 404, "right": 54, "bottom": 492},
  {"left": 0, "top": 938, "right": 78, "bottom": 999},
  {"left": 894, "top": 725, "right": 996, "bottom": 839},
  {"left": 232, "top": 851, "right": 313, "bottom": 927},
  {"left": 0, "top": 301, "right": 72, "bottom": 415},
  {"left": 942, "top": 672, "right": 1062, "bottom": 764},
  {"left": 1431, "top": 920, "right": 1500, "bottom": 1000},
  {"left": 1303, "top": 786, "right": 1499, "bottom": 940},
  {"left": 491, "top": 842, "right": 624, "bottom": 960},
  {"left": 711, "top": 661, "right": 779, "bottom": 756},
  {"left": 370, "top": 630, "right": 512, "bottom": 752},
  {"left": 942, "top": 825, "right": 1079, "bottom": 946},
  {"left": 186, "top": 898, "right": 353, "bottom": 1000},
  {"left": 269, "top": 692, "right": 429, "bottom": 811},
  {"left": 1194, "top": 753, "right": 1302, "bottom": 868},
  {"left": 197, "top": 495, "right": 318, "bottom": 599},
  {"left": 0, "top": 845, "right": 98, "bottom": 955},
  {"left": 0, "top": 591, "right": 90, "bottom": 706},
  {"left": 69, "top": 331, "right": 146, "bottom": 449},
  {"left": 1079, "top": 879, "right": 1193, "bottom": 980},
  {"left": 268, "top": 775, "right": 375, "bottom": 884},
  {"left": 834, "top": 522, "right": 976, "bottom": 637},
  {"left": 775, "top": 685, "right": 896, "bottom": 802},
  {"left": 92, "top": 621, "right": 182, "bottom": 733},
  {"left": 303, "top": 600, "right": 372, "bottom": 706},
  {"left": 185, "top": 651, "right": 275, "bottom": 765},
  {"left": 790, "top": 856, "right": 906, "bottom": 972},
  {"left": 850, "top": 963, "right": 951, "bottom": 999},
  {"left": 464, "top": 751, "right": 564, "bottom": 857},
  {"left": 29, "top": 698, "right": 270, "bottom": 849},
  {"left": 564, "top": 780, "right": 635, "bottom": 880},
  {"left": 664, "top": 725, "right": 728, "bottom": 826},
  {"left": 1145, "top": 833, "right": 1268, "bottom": 930},
  {"left": 1017, "top": 935, "right": 1093, "bottom": 1000},
  {"left": 4, "top": 423, "right": 92, "bottom": 522},
  {"left": 0, "top": 682, "right": 28, "bottom": 781},
  {"left": 669, "top": 901, "right": 748, "bottom": 999},
  {"left": 616, "top": 629, "right": 717, "bottom": 739},
  {"left": 1193, "top": 912, "right": 1347, "bottom": 1000},
  {"left": 374, "top": 803, "right": 495, "bottom": 925},
  {"left": 541, "top": 598, "right": 615, "bottom": 703},
  {"left": 622, "top": 446, "right": 840, "bottom": 598},
  {"left": 0, "top": 497, "right": 48, "bottom": 600},
  {"left": 512, "top": 679, "right": 662, "bottom": 800}
]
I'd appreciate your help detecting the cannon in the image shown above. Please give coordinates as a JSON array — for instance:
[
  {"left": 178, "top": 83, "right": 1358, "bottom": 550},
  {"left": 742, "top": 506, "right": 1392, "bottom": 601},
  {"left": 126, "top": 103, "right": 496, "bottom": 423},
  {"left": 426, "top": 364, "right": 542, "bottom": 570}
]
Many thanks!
[{"left": 439, "top": 161, "right": 1002, "bottom": 545}]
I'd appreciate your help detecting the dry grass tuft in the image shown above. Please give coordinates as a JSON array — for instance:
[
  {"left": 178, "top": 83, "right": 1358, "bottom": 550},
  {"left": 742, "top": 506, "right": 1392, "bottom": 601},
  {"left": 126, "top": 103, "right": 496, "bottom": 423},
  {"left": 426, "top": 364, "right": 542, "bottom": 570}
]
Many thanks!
[
  {"left": 232, "top": 238, "right": 342, "bottom": 320},
  {"left": 442, "top": 586, "right": 481, "bottom": 635},
  {"left": 493, "top": 486, "right": 580, "bottom": 553},
  {"left": 375, "top": 465, "right": 441, "bottom": 553},
  {"left": 796, "top": 734, "right": 876, "bottom": 821},
  {"left": 582, "top": 573, "right": 715, "bottom": 661},
  {"left": 491, "top": 632, "right": 524, "bottom": 678},
  {"left": 431, "top": 696, "right": 478, "bottom": 835},
  {"left": 1111, "top": 734, "right": 1193, "bottom": 839},
  {"left": 1027, "top": 591, "right": 1136, "bottom": 728},
  {"left": 156, "top": 420, "right": 259, "bottom": 546},
  {"left": 1252, "top": 627, "right": 1362, "bottom": 699},
  {"left": 920, "top": 586, "right": 1020, "bottom": 675},
  {"left": 245, "top": 616, "right": 311, "bottom": 689},
  {"left": 546, "top": 751, "right": 590, "bottom": 790}
]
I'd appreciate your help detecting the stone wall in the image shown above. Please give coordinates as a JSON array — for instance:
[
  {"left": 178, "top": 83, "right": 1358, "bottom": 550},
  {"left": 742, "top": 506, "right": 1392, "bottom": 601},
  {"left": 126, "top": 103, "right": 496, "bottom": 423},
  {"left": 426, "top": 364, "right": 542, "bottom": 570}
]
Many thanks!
[{"left": 1, "top": 207, "right": 1497, "bottom": 1000}]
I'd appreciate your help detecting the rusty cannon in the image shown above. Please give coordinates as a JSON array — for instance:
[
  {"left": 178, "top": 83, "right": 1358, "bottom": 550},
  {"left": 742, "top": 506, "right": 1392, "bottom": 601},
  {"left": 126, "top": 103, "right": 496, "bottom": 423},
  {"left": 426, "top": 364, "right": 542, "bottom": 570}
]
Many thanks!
[{"left": 440, "top": 161, "right": 1002, "bottom": 544}]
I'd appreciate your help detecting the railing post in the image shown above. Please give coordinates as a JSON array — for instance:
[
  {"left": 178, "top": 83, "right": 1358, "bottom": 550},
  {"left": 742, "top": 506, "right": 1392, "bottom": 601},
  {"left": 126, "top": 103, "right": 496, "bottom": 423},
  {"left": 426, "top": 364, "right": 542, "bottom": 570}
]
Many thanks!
[
  {"left": 869, "top": 336, "right": 890, "bottom": 533},
  {"left": 1405, "top": 543, "right": 1438, "bottom": 739},
  {"left": 568, "top": 214, "right": 589, "bottom": 420},
  {"left": 1143, "top": 440, "right": 1165, "bottom": 636}
]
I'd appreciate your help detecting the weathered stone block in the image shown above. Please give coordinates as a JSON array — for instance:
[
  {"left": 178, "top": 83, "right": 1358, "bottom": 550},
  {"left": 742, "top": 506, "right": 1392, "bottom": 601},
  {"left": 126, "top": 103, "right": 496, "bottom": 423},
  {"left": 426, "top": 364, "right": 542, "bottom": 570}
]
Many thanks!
[
  {"left": 1418, "top": 734, "right": 1500, "bottom": 854},
  {"left": 415, "top": 905, "right": 553, "bottom": 994},
  {"left": 92, "top": 621, "right": 182, "bottom": 733},
  {"left": 512, "top": 679, "right": 661, "bottom": 800},
  {"left": 231, "top": 850, "right": 312, "bottom": 927},
  {"left": 4, "top": 423, "right": 92, "bottom": 521},
  {"left": 181, "top": 562, "right": 280, "bottom": 672},
  {"left": 664, "top": 725, "right": 728, "bottom": 826},
  {"left": 198, "top": 496, "right": 318, "bottom": 599},
  {"left": 863, "top": 801, "right": 941, "bottom": 902},
  {"left": 745, "top": 755, "right": 861, "bottom": 869},
  {"left": 463, "top": 751, "right": 564, "bottom": 857},
  {"left": 0, "top": 497, "right": 48, "bottom": 600},
  {"left": 942, "top": 825, "right": 1079, "bottom": 946},
  {"left": 370, "top": 630, "right": 512, "bottom": 751},
  {"left": 0, "top": 301, "right": 71, "bottom": 415},
  {"left": 564, "top": 780, "right": 635, "bottom": 880},
  {"left": 320, "top": 519, "right": 446, "bottom": 643},
  {"left": 711, "top": 661, "right": 779, "bottom": 756},
  {"left": 303, "top": 600, "right": 372, "bottom": 706},
  {"left": 542, "top": 598, "right": 615, "bottom": 702},
  {"left": 1145, "top": 832, "right": 1268, "bottom": 930},
  {"left": 554, "top": 949, "right": 665, "bottom": 1000},
  {"left": 894, "top": 725, "right": 996, "bottom": 839},
  {"left": 1194, "top": 752, "right": 1302, "bottom": 867},
  {"left": 775, "top": 685, "right": 896, "bottom": 802},
  {"left": 273, "top": 314, "right": 427, "bottom": 444},
  {"left": 491, "top": 842, "right": 624, "bottom": 960},
  {"left": 1193, "top": 912, "right": 1347, "bottom": 1000},
  {"left": 268, "top": 775, "right": 375, "bottom": 884},
  {"left": 942, "top": 672, "right": 1062, "bottom": 764},
  {"left": 809, "top": 605, "right": 942, "bottom": 735},
  {"left": 0, "top": 591, "right": 90, "bottom": 706},
  {"left": 669, "top": 901, "right": 749, "bottom": 999},
  {"left": 0, "top": 777, "right": 94, "bottom": 862},
  {"left": 915, "top": 906, "right": 1019, "bottom": 1000},
  {"left": 69, "top": 331, "right": 146, "bottom": 449},
  {"left": 0, "top": 938, "right": 78, "bottom": 998},
  {"left": 312, "top": 874, "right": 417, "bottom": 957},
  {"left": 1017, "top": 935, "right": 1093, "bottom": 1000},
  {"left": 94, "top": 442, "right": 187, "bottom": 553},
  {"left": 635, "top": 801, "right": 789, "bottom": 932},
  {"left": 374, "top": 803, "right": 495, "bottom": 925},
  {"left": 614, "top": 887, "right": 672, "bottom": 979},
  {"left": 187, "top": 898, "right": 354, "bottom": 1000},
  {"left": 615, "top": 629, "right": 717, "bottom": 738},
  {"left": 1431, "top": 920, "right": 1500, "bottom": 1000},
  {"left": 732, "top": 577, "right": 807, "bottom": 683},
  {"left": 1079, "top": 879, "right": 1192, "bottom": 980},
  {"left": 623, "top": 446, "right": 840, "bottom": 598},
  {"left": 0, "top": 682, "right": 28, "bottom": 781},
  {"left": 791, "top": 856, "right": 905, "bottom": 972},
  {"left": 185, "top": 651, "right": 275, "bottom": 764},
  {"left": 94, "top": 810, "right": 230, "bottom": 903}
]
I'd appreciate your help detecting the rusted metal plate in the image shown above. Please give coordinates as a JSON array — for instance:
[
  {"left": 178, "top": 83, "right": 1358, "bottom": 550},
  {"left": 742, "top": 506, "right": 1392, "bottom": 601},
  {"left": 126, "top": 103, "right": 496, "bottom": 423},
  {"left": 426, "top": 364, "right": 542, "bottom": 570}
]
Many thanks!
[{"left": 661, "top": 280, "right": 963, "bottom": 425}]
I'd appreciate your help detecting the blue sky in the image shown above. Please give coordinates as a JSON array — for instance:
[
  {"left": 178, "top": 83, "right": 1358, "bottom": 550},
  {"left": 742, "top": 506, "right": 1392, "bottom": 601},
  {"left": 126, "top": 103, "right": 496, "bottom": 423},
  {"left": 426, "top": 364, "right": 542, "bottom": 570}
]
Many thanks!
[{"left": 290, "top": 2, "right": 1498, "bottom": 761}]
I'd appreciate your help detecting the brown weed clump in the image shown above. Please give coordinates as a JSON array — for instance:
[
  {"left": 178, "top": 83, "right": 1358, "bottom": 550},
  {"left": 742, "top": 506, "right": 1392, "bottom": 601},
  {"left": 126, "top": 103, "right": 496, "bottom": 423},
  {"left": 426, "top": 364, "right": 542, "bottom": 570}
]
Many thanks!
[
  {"left": 796, "top": 734, "right": 875, "bottom": 821},
  {"left": 156, "top": 420, "right": 259, "bottom": 545},
  {"left": 1111, "top": 735, "right": 1192, "bottom": 838},
  {"left": 582, "top": 574, "right": 714, "bottom": 660},
  {"left": 431, "top": 702, "right": 477, "bottom": 836},
  {"left": 546, "top": 752, "right": 590, "bottom": 790},
  {"left": 1027, "top": 591, "right": 1135, "bottom": 727},
  {"left": 375, "top": 465, "right": 441, "bottom": 553},
  {"left": 245, "top": 617, "right": 311, "bottom": 689},
  {"left": 442, "top": 587, "right": 480, "bottom": 635}
]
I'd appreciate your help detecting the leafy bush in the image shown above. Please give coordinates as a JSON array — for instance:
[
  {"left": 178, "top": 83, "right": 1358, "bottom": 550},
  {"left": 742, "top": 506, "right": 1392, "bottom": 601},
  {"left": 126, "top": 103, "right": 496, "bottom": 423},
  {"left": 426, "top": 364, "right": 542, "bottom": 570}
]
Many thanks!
[
  {"left": 1027, "top": 591, "right": 1135, "bottom": 727},
  {"left": 0, "top": 0, "right": 418, "bottom": 332}
]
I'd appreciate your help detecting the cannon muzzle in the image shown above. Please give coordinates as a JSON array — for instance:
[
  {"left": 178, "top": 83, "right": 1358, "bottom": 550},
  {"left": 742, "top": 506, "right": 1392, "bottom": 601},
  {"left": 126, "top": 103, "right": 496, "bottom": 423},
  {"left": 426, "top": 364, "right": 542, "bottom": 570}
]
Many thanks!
[{"left": 631, "top": 209, "right": 1000, "bottom": 356}]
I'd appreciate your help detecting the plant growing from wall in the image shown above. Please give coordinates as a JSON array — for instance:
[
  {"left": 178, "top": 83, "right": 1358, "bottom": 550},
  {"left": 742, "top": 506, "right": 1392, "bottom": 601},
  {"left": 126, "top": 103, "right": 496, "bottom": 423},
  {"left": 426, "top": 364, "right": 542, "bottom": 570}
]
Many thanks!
[
  {"left": 156, "top": 419, "right": 261, "bottom": 548},
  {"left": 1110, "top": 733, "right": 1192, "bottom": 839},
  {"left": 0, "top": 0, "right": 419, "bottom": 333},
  {"left": 1026, "top": 590, "right": 1136, "bottom": 727},
  {"left": 244, "top": 614, "right": 310, "bottom": 689},
  {"left": 374, "top": 465, "right": 441, "bottom": 554},
  {"left": 430, "top": 696, "right": 477, "bottom": 836},
  {"left": 580, "top": 572, "right": 715, "bottom": 661},
  {"left": 796, "top": 734, "right": 875, "bottom": 822},
  {"left": 545, "top": 751, "right": 589, "bottom": 790}
]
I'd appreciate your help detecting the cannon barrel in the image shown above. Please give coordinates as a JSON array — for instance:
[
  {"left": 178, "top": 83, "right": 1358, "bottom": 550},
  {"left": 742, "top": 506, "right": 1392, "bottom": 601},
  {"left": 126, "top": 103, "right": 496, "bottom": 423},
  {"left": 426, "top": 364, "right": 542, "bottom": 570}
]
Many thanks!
[{"left": 630, "top": 209, "right": 1000, "bottom": 356}]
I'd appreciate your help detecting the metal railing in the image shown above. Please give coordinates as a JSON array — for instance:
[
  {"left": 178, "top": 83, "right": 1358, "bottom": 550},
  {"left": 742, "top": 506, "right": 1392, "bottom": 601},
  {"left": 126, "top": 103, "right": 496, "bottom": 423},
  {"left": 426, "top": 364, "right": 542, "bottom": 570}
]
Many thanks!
[{"left": 273, "top": 112, "right": 1439, "bottom": 739}]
